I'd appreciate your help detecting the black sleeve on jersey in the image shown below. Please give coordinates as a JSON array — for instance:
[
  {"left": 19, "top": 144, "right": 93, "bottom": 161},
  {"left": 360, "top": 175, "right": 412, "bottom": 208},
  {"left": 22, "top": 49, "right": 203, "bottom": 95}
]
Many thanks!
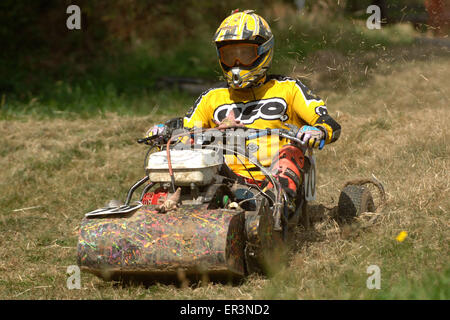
[{"left": 315, "top": 114, "right": 341, "bottom": 143}]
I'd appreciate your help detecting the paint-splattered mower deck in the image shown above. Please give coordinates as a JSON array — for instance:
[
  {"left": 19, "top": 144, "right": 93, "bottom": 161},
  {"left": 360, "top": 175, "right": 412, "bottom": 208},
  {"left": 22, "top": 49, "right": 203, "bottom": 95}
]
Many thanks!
[{"left": 77, "top": 197, "right": 273, "bottom": 281}]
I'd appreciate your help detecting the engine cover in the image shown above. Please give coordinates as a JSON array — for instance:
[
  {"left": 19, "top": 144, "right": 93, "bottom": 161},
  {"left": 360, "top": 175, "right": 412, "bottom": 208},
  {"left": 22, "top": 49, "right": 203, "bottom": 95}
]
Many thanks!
[{"left": 146, "top": 149, "right": 223, "bottom": 186}]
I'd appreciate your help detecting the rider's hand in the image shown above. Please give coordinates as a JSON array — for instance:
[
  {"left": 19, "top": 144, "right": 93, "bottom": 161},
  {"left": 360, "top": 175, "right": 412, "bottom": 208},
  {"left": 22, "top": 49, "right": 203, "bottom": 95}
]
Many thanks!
[
  {"left": 145, "top": 124, "right": 166, "bottom": 138},
  {"left": 295, "top": 125, "right": 326, "bottom": 149}
]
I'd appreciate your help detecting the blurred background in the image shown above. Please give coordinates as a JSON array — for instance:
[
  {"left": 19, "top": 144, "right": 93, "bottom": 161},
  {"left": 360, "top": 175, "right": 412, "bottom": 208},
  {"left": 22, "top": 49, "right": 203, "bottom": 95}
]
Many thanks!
[{"left": 0, "top": 0, "right": 448, "bottom": 117}]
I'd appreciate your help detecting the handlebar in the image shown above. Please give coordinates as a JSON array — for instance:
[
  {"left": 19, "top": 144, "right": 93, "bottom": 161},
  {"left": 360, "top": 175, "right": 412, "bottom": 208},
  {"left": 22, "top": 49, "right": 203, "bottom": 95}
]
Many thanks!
[
  {"left": 138, "top": 126, "right": 307, "bottom": 148},
  {"left": 245, "top": 128, "right": 306, "bottom": 147},
  {"left": 137, "top": 135, "right": 160, "bottom": 144}
]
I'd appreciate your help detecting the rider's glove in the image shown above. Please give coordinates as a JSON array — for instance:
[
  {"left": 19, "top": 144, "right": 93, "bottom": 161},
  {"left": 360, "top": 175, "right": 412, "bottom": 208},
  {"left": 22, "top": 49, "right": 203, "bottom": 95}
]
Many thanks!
[
  {"left": 295, "top": 125, "right": 327, "bottom": 150},
  {"left": 145, "top": 124, "right": 166, "bottom": 138}
]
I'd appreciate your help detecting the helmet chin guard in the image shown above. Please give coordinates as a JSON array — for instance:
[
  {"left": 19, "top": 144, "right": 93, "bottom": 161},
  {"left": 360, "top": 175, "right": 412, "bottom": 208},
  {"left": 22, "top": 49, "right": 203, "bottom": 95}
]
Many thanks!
[
  {"left": 231, "top": 68, "right": 243, "bottom": 87},
  {"left": 226, "top": 66, "right": 267, "bottom": 89}
]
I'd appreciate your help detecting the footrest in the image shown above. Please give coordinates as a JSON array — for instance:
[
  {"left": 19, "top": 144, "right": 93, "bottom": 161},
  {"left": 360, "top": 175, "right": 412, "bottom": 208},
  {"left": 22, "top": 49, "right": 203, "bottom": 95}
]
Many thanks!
[{"left": 85, "top": 202, "right": 143, "bottom": 218}]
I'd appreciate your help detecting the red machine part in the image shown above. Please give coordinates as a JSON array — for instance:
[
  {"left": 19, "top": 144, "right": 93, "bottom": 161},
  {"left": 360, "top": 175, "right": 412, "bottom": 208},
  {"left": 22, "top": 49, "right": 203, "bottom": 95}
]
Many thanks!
[{"left": 142, "top": 189, "right": 168, "bottom": 205}]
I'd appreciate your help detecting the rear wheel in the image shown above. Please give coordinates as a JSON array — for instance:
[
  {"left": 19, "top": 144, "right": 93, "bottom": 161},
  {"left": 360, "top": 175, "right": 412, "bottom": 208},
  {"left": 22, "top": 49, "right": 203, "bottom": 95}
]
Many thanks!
[{"left": 338, "top": 185, "right": 375, "bottom": 219}]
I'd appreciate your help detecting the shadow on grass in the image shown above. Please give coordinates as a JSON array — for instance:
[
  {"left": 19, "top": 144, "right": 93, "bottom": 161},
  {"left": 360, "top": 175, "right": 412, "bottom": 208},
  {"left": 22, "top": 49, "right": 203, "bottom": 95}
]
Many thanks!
[
  {"left": 87, "top": 269, "right": 245, "bottom": 289},
  {"left": 289, "top": 202, "right": 371, "bottom": 255}
]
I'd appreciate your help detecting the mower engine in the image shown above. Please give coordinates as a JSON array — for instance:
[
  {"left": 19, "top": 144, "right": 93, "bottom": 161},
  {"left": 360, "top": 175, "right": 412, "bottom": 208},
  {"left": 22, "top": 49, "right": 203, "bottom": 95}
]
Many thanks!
[{"left": 146, "top": 149, "right": 223, "bottom": 186}]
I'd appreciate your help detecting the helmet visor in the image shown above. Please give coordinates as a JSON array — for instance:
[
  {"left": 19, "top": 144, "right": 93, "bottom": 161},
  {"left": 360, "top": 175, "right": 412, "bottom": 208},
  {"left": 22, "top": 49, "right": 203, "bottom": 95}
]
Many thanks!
[{"left": 218, "top": 43, "right": 259, "bottom": 68}]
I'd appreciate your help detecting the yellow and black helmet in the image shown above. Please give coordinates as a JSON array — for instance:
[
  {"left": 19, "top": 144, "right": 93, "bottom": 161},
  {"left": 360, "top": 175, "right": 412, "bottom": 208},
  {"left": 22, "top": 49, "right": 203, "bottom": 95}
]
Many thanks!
[{"left": 213, "top": 10, "right": 274, "bottom": 89}]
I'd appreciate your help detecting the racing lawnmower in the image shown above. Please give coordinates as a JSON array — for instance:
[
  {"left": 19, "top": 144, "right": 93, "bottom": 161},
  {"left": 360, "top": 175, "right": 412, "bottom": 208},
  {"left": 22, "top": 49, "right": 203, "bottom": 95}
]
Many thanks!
[{"left": 77, "top": 118, "right": 372, "bottom": 282}]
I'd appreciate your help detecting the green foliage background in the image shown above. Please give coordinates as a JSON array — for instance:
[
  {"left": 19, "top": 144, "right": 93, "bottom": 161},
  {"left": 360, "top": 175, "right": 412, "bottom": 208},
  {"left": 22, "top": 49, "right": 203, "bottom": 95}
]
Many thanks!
[{"left": 0, "top": 0, "right": 425, "bottom": 117}]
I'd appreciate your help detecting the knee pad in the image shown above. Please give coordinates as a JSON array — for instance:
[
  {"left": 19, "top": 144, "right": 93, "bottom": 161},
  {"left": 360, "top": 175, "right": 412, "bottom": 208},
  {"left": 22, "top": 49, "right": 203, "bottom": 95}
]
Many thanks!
[{"left": 267, "top": 145, "right": 305, "bottom": 196}]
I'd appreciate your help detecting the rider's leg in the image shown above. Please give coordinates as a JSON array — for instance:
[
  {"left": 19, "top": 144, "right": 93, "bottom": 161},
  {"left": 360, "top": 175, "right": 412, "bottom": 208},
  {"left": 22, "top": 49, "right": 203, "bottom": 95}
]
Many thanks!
[{"left": 266, "top": 144, "right": 305, "bottom": 199}]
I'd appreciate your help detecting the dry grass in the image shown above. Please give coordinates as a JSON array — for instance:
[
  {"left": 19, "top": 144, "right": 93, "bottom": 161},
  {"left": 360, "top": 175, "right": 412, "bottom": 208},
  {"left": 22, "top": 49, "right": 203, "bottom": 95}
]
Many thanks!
[{"left": 0, "top": 43, "right": 449, "bottom": 299}]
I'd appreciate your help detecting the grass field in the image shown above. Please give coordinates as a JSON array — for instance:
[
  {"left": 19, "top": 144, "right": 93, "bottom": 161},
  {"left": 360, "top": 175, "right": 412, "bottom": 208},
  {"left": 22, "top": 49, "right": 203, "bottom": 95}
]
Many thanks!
[{"left": 1, "top": 39, "right": 449, "bottom": 299}]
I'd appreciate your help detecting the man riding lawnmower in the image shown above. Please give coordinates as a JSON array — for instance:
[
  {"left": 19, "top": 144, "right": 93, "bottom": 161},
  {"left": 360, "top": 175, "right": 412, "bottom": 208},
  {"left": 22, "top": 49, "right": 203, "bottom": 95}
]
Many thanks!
[
  {"left": 147, "top": 9, "right": 341, "bottom": 204},
  {"left": 78, "top": 10, "right": 345, "bottom": 280}
]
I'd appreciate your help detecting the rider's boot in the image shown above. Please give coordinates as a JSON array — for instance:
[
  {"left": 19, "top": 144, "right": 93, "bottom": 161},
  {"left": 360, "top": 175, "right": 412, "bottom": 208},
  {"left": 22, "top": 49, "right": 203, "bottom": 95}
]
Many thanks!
[{"left": 266, "top": 144, "right": 305, "bottom": 198}]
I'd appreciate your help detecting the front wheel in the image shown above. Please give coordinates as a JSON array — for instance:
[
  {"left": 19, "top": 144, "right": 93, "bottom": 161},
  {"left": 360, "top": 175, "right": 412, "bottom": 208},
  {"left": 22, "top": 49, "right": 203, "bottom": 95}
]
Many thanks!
[{"left": 338, "top": 185, "right": 375, "bottom": 219}]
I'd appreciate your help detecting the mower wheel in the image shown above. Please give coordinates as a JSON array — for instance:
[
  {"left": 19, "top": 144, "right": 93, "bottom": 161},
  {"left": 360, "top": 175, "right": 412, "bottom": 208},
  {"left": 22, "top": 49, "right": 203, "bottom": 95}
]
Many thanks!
[{"left": 338, "top": 185, "right": 375, "bottom": 219}]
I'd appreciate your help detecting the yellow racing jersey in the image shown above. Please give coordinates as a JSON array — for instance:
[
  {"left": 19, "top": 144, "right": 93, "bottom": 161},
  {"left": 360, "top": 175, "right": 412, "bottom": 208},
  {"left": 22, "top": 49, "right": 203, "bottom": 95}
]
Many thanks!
[{"left": 183, "top": 75, "right": 341, "bottom": 180}]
